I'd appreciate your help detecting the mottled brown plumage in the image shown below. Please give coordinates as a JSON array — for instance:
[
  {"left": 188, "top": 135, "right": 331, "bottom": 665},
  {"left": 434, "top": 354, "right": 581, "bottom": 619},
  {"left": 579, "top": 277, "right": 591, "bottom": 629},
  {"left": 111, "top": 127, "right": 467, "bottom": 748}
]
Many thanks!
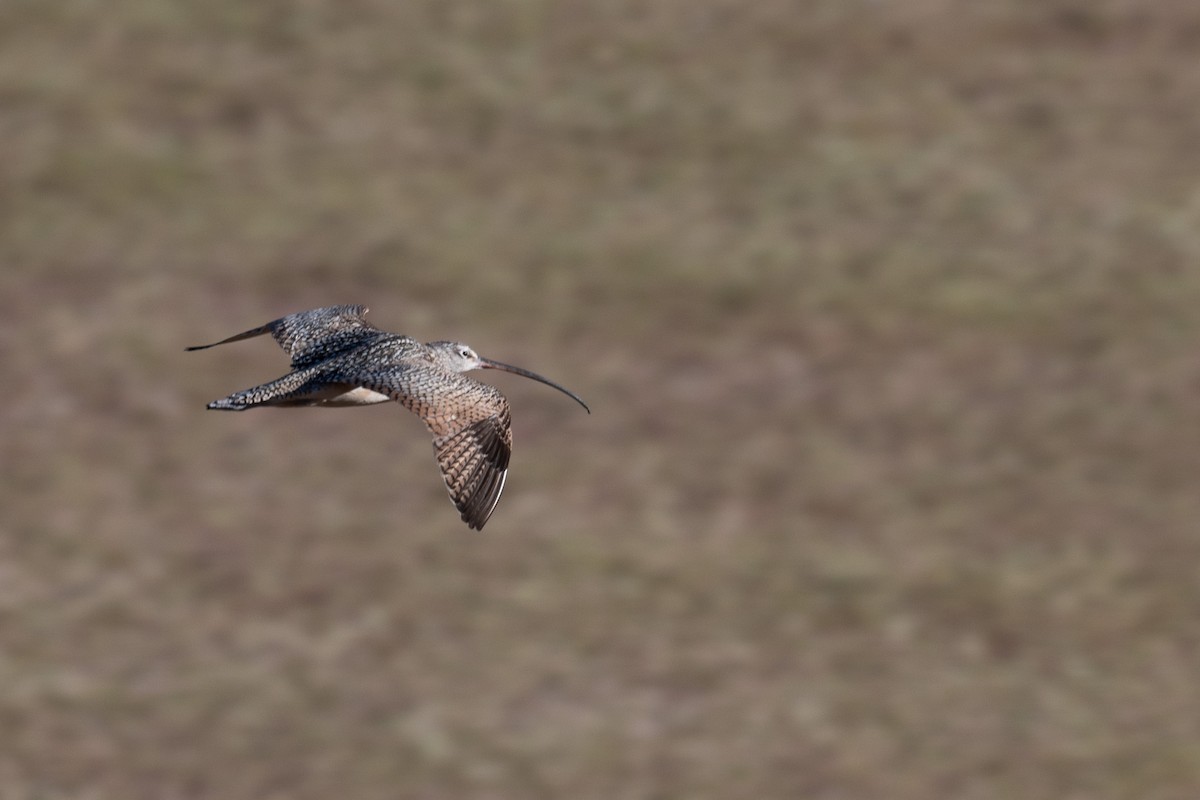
[{"left": 188, "top": 305, "right": 589, "bottom": 530}]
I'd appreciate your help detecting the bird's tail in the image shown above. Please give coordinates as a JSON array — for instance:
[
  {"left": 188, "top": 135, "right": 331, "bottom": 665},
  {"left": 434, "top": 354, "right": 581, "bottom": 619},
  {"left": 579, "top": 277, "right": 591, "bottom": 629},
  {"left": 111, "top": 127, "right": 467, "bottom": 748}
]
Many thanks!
[
  {"left": 206, "top": 396, "right": 252, "bottom": 411},
  {"left": 204, "top": 368, "right": 323, "bottom": 411}
]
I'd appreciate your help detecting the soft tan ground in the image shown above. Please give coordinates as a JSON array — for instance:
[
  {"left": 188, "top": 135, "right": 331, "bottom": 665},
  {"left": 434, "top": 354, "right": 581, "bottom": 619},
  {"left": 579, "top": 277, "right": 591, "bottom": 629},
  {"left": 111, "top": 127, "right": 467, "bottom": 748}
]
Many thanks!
[{"left": 4, "top": 1, "right": 1200, "bottom": 798}]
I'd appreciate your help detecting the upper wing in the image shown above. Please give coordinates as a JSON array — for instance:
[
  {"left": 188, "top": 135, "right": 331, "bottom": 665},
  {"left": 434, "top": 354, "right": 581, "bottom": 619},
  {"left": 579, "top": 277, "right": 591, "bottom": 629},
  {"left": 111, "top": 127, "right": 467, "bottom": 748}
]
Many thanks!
[
  {"left": 187, "top": 305, "right": 385, "bottom": 368},
  {"left": 351, "top": 364, "right": 513, "bottom": 530}
]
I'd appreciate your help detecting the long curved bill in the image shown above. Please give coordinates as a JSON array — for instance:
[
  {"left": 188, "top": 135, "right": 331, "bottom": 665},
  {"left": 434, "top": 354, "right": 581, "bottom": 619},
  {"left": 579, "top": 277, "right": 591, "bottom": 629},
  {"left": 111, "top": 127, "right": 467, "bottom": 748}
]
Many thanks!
[{"left": 480, "top": 358, "right": 591, "bottom": 413}]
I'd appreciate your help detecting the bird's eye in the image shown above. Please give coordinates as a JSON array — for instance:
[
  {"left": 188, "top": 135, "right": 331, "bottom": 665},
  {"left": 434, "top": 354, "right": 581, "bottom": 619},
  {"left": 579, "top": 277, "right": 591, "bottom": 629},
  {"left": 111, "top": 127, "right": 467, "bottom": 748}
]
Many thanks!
[{"left": 460, "top": 348, "right": 471, "bottom": 358}]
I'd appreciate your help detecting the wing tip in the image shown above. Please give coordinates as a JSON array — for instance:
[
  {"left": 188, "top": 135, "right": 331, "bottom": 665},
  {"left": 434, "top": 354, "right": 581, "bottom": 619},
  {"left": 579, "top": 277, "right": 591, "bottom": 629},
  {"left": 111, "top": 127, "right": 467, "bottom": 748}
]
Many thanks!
[{"left": 458, "top": 466, "right": 507, "bottom": 531}]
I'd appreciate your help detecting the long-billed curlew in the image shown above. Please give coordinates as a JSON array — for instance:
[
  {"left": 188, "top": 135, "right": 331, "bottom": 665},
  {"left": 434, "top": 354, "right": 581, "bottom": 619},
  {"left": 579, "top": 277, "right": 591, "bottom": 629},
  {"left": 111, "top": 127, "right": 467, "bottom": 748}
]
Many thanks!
[{"left": 187, "top": 305, "right": 589, "bottom": 530}]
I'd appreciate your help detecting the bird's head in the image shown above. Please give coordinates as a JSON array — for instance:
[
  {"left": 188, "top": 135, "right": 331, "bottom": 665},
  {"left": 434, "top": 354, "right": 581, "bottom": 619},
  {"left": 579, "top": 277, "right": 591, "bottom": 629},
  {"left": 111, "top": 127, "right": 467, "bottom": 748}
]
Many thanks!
[
  {"left": 426, "top": 341, "right": 590, "bottom": 413},
  {"left": 427, "top": 341, "right": 485, "bottom": 372}
]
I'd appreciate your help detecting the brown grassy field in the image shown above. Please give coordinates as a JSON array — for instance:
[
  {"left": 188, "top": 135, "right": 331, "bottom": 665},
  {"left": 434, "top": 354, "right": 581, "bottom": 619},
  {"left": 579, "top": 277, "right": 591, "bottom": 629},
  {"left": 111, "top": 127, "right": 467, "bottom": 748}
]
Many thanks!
[{"left": 4, "top": 1, "right": 1200, "bottom": 797}]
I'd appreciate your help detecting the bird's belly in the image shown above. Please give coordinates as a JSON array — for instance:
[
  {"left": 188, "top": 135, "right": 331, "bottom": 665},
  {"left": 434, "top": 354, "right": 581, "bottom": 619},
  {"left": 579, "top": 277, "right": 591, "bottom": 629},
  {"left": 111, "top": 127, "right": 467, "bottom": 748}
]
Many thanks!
[{"left": 307, "top": 384, "right": 391, "bottom": 406}]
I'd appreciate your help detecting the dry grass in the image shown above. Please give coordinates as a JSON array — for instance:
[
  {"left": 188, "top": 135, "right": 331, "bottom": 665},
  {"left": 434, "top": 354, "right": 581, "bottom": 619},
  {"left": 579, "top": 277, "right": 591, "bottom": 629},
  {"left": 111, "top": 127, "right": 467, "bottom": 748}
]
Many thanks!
[{"left": 4, "top": 1, "right": 1200, "bottom": 797}]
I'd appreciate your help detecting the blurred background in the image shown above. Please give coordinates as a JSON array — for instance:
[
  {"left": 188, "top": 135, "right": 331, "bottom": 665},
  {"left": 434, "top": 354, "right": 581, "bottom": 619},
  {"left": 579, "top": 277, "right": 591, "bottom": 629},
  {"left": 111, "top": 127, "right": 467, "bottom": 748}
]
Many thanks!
[{"left": 3, "top": 0, "right": 1200, "bottom": 797}]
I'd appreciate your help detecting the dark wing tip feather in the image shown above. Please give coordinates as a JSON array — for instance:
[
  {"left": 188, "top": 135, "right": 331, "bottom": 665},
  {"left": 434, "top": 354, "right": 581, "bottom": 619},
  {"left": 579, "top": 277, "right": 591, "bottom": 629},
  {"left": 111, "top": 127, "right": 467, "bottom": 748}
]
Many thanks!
[{"left": 438, "top": 416, "right": 511, "bottom": 531}]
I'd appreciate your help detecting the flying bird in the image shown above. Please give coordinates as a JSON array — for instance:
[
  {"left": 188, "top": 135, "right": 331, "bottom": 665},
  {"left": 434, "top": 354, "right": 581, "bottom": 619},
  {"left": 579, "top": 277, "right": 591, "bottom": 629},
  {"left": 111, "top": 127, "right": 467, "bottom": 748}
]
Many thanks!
[{"left": 188, "top": 305, "right": 589, "bottom": 530}]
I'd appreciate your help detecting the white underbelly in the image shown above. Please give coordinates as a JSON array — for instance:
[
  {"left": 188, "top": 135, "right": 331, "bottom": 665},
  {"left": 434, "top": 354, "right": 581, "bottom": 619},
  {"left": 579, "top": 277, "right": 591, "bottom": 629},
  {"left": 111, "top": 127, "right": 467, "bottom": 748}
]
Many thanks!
[{"left": 312, "top": 385, "right": 391, "bottom": 406}]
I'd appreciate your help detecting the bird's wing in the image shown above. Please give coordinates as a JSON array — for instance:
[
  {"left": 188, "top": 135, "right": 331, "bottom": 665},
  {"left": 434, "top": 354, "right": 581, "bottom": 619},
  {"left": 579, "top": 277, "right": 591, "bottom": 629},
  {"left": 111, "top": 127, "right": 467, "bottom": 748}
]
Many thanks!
[
  {"left": 351, "top": 364, "right": 513, "bottom": 530},
  {"left": 187, "top": 305, "right": 385, "bottom": 368}
]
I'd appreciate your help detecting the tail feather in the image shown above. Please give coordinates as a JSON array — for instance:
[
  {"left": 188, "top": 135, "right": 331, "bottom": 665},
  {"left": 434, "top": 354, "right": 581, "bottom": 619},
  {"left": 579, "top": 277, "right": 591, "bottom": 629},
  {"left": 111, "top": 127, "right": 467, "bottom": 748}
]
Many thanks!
[
  {"left": 206, "top": 397, "right": 251, "bottom": 411},
  {"left": 203, "top": 368, "right": 322, "bottom": 411}
]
